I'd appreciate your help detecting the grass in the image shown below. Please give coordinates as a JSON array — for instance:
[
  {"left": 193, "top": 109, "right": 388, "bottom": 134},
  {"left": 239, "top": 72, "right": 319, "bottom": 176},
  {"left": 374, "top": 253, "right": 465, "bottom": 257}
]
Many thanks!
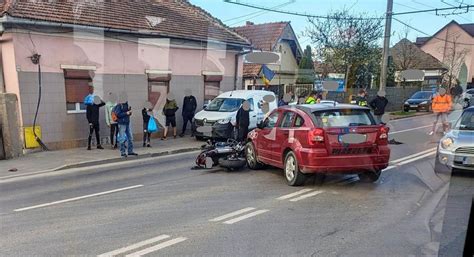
[{"left": 391, "top": 111, "right": 415, "bottom": 116}]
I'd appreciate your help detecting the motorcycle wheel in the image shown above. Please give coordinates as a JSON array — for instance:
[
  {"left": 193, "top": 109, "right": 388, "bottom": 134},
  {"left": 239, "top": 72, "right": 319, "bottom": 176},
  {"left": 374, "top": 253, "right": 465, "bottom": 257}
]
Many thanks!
[{"left": 219, "top": 157, "right": 247, "bottom": 171}]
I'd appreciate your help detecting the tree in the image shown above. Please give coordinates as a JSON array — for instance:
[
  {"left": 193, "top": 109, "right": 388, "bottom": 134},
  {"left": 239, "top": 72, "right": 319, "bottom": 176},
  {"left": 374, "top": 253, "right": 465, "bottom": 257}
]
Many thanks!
[
  {"left": 297, "top": 45, "right": 315, "bottom": 84},
  {"left": 304, "top": 9, "right": 383, "bottom": 89},
  {"left": 441, "top": 36, "right": 470, "bottom": 89}
]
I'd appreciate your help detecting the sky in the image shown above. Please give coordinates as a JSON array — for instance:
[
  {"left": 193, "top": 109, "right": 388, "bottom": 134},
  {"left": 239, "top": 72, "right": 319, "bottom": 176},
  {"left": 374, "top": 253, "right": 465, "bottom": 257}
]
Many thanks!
[{"left": 189, "top": 0, "right": 473, "bottom": 47}]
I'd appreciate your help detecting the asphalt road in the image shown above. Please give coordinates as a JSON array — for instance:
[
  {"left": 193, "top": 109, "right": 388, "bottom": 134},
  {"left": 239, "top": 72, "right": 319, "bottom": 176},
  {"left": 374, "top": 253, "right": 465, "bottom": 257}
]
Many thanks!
[{"left": 0, "top": 111, "right": 471, "bottom": 257}]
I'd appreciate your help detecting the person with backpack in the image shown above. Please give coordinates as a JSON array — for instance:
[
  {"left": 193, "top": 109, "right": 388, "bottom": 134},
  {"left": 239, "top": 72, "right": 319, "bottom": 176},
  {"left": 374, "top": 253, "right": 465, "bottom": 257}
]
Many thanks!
[
  {"left": 86, "top": 94, "right": 105, "bottom": 150},
  {"left": 142, "top": 103, "right": 153, "bottom": 147},
  {"left": 105, "top": 92, "right": 118, "bottom": 149},
  {"left": 369, "top": 91, "right": 389, "bottom": 124},
  {"left": 162, "top": 97, "right": 179, "bottom": 140},
  {"left": 114, "top": 100, "right": 137, "bottom": 157},
  {"left": 180, "top": 90, "right": 197, "bottom": 137}
]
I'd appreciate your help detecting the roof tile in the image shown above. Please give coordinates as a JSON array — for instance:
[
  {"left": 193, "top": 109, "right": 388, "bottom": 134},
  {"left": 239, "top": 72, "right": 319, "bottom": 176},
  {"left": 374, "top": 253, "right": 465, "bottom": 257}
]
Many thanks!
[{"left": 233, "top": 22, "right": 288, "bottom": 51}]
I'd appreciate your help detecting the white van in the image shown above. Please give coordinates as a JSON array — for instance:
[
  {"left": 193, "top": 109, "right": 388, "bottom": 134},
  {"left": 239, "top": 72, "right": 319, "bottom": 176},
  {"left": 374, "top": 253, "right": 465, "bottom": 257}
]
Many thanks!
[{"left": 193, "top": 90, "right": 277, "bottom": 139}]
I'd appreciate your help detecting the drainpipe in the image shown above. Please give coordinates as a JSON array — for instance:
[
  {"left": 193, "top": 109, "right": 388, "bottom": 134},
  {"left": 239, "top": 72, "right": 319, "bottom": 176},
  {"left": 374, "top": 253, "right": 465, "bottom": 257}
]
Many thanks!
[
  {"left": 234, "top": 50, "right": 252, "bottom": 90},
  {"left": 0, "top": 21, "right": 4, "bottom": 93}
]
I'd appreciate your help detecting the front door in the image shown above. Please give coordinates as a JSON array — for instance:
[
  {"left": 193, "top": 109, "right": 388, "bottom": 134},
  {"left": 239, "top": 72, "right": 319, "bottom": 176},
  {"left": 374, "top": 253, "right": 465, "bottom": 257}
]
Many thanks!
[
  {"left": 257, "top": 111, "right": 280, "bottom": 165},
  {"left": 275, "top": 111, "right": 296, "bottom": 166}
]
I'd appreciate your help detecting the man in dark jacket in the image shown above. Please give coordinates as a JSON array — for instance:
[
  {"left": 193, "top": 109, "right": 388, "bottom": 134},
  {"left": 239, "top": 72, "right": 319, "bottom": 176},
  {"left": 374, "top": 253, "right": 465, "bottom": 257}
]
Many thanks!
[
  {"left": 114, "top": 101, "right": 137, "bottom": 157},
  {"left": 369, "top": 91, "right": 389, "bottom": 124},
  {"left": 86, "top": 95, "right": 105, "bottom": 150},
  {"left": 235, "top": 100, "right": 250, "bottom": 142},
  {"left": 180, "top": 90, "right": 197, "bottom": 137}
]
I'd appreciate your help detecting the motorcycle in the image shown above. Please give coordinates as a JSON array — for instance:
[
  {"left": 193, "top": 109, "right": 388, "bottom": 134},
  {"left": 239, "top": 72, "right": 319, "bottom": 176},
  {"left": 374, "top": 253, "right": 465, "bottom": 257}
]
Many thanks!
[{"left": 195, "top": 139, "right": 247, "bottom": 170}]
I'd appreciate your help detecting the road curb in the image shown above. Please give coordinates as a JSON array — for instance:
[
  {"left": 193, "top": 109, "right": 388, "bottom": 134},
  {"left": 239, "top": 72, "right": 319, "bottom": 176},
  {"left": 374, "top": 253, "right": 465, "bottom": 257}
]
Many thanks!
[{"left": 1, "top": 147, "right": 201, "bottom": 181}]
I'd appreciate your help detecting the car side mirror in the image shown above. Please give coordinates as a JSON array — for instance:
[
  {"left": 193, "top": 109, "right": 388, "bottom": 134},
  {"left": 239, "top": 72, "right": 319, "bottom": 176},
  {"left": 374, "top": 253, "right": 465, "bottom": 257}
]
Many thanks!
[{"left": 257, "top": 120, "right": 265, "bottom": 129}]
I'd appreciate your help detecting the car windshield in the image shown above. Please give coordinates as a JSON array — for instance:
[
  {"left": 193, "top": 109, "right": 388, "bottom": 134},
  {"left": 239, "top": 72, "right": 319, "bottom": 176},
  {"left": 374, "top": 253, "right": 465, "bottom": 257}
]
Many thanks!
[
  {"left": 205, "top": 98, "right": 244, "bottom": 112},
  {"left": 313, "top": 109, "right": 375, "bottom": 127},
  {"left": 411, "top": 92, "right": 432, "bottom": 99},
  {"left": 454, "top": 111, "right": 474, "bottom": 130}
]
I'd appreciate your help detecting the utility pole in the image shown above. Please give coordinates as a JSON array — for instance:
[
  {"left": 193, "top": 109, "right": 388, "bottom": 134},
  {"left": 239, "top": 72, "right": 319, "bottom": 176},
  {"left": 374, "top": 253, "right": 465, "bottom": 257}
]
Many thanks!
[{"left": 379, "top": 0, "right": 393, "bottom": 94}]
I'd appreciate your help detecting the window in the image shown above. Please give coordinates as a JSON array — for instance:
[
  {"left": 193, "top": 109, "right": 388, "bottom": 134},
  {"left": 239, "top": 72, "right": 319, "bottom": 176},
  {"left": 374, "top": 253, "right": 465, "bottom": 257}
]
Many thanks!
[
  {"left": 64, "top": 69, "right": 92, "bottom": 113},
  {"left": 204, "top": 75, "right": 222, "bottom": 102},
  {"left": 313, "top": 109, "right": 375, "bottom": 127},
  {"left": 280, "top": 112, "right": 295, "bottom": 128},
  {"left": 295, "top": 115, "right": 305, "bottom": 127},
  {"left": 264, "top": 111, "right": 280, "bottom": 129}
]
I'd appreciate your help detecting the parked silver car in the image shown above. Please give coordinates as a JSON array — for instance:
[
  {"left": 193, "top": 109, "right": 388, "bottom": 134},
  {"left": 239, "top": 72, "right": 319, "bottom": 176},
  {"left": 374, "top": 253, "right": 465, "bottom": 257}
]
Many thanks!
[{"left": 435, "top": 107, "right": 474, "bottom": 173}]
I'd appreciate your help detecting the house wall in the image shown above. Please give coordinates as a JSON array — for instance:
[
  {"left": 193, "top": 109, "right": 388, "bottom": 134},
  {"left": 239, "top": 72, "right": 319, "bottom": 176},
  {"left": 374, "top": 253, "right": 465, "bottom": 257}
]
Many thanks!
[
  {"left": 420, "top": 23, "right": 474, "bottom": 87},
  {"left": 267, "top": 41, "right": 298, "bottom": 86},
  {"left": 3, "top": 31, "right": 242, "bottom": 149}
]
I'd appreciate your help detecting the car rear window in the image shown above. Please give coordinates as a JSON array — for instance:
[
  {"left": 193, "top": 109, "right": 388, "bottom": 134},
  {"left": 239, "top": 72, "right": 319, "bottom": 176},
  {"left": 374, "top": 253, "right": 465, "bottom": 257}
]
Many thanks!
[{"left": 312, "top": 109, "right": 375, "bottom": 127}]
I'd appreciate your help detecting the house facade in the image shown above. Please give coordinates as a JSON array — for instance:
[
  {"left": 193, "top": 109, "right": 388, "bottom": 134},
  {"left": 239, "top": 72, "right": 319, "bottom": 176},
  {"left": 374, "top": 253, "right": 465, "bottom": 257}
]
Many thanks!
[
  {"left": 233, "top": 21, "right": 302, "bottom": 96},
  {"left": 0, "top": 0, "right": 250, "bottom": 149},
  {"left": 416, "top": 21, "right": 474, "bottom": 90}
]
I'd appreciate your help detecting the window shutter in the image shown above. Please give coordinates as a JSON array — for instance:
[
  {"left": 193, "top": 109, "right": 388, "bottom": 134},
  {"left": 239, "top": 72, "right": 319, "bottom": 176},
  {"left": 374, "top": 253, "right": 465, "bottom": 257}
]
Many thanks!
[{"left": 64, "top": 69, "right": 92, "bottom": 103}]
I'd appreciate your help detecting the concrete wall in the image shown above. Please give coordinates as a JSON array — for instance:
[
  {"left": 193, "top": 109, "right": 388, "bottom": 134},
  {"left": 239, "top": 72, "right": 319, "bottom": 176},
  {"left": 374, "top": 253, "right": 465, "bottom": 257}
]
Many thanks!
[{"left": 0, "top": 93, "right": 22, "bottom": 159}]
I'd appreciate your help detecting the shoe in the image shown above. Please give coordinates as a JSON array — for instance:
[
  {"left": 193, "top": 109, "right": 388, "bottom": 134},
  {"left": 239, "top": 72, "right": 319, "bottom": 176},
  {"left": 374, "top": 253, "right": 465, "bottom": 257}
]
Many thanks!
[
  {"left": 147, "top": 144, "right": 151, "bottom": 147},
  {"left": 87, "top": 146, "right": 91, "bottom": 150},
  {"left": 143, "top": 143, "right": 146, "bottom": 147},
  {"left": 113, "top": 144, "right": 118, "bottom": 149},
  {"left": 428, "top": 131, "right": 434, "bottom": 136},
  {"left": 97, "top": 145, "right": 104, "bottom": 150},
  {"left": 121, "top": 154, "right": 127, "bottom": 158},
  {"left": 128, "top": 152, "right": 138, "bottom": 156},
  {"left": 179, "top": 134, "right": 184, "bottom": 137},
  {"left": 161, "top": 137, "right": 167, "bottom": 140}
]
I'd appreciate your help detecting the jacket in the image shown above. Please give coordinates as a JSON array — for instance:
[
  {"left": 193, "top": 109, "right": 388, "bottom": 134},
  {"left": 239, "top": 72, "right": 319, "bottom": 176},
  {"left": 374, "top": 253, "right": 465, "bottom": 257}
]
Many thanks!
[
  {"left": 305, "top": 96, "right": 317, "bottom": 104},
  {"left": 104, "top": 101, "right": 117, "bottom": 126},
  {"left": 355, "top": 96, "right": 368, "bottom": 107},
  {"left": 163, "top": 100, "right": 179, "bottom": 117},
  {"left": 182, "top": 95, "right": 197, "bottom": 115},
  {"left": 86, "top": 101, "right": 105, "bottom": 124},
  {"left": 114, "top": 102, "right": 131, "bottom": 125},
  {"left": 236, "top": 107, "right": 250, "bottom": 128},
  {"left": 369, "top": 96, "right": 388, "bottom": 115},
  {"left": 432, "top": 94, "right": 452, "bottom": 113},
  {"left": 142, "top": 108, "right": 151, "bottom": 124}
]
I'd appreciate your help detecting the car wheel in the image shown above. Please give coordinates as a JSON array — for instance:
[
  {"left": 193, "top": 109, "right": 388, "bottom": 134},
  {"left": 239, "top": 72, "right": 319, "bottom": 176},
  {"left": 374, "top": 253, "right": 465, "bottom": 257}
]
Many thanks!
[
  {"left": 358, "top": 170, "right": 381, "bottom": 182},
  {"left": 284, "top": 151, "right": 306, "bottom": 186},
  {"left": 246, "top": 142, "right": 264, "bottom": 170},
  {"left": 403, "top": 107, "right": 409, "bottom": 112}
]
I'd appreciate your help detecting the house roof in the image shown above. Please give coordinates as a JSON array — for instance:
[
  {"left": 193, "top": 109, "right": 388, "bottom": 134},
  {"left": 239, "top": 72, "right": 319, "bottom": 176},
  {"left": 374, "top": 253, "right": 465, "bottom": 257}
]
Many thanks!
[
  {"left": 460, "top": 23, "right": 474, "bottom": 37},
  {"left": 233, "top": 22, "right": 289, "bottom": 51},
  {"left": 415, "top": 20, "right": 474, "bottom": 47},
  {"left": 243, "top": 64, "right": 262, "bottom": 78},
  {"left": 0, "top": 0, "right": 250, "bottom": 46},
  {"left": 391, "top": 38, "right": 445, "bottom": 71},
  {"left": 415, "top": 37, "right": 430, "bottom": 47}
]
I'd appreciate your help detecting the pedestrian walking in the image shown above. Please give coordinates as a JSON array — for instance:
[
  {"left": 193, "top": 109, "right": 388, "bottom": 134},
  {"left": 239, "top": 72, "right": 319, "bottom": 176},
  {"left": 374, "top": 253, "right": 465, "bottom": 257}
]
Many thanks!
[
  {"left": 355, "top": 89, "right": 368, "bottom": 107},
  {"left": 105, "top": 92, "right": 118, "bottom": 149},
  {"left": 162, "top": 97, "right": 179, "bottom": 140},
  {"left": 369, "top": 91, "right": 389, "bottom": 124},
  {"left": 142, "top": 103, "right": 153, "bottom": 147},
  {"left": 236, "top": 100, "right": 250, "bottom": 142},
  {"left": 180, "top": 90, "right": 197, "bottom": 137},
  {"left": 114, "top": 100, "right": 137, "bottom": 157},
  {"left": 429, "top": 88, "right": 452, "bottom": 135},
  {"left": 85, "top": 90, "right": 105, "bottom": 150}
]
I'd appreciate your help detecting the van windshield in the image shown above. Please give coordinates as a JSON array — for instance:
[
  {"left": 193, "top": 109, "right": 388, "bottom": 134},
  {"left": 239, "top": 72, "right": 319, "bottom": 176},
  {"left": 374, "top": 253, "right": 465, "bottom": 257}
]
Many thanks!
[{"left": 205, "top": 98, "right": 244, "bottom": 112}]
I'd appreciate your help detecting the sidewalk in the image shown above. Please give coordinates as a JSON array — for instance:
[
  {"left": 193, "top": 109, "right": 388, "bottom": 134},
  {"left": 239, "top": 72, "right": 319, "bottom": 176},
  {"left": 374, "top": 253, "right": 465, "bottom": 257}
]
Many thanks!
[{"left": 0, "top": 136, "right": 203, "bottom": 179}]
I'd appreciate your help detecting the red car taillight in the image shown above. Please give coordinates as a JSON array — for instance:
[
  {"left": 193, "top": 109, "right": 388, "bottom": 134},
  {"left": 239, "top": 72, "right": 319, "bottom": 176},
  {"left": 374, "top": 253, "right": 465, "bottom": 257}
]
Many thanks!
[
  {"left": 308, "top": 128, "right": 325, "bottom": 147},
  {"left": 377, "top": 126, "right": 390, "bottom": 145}
]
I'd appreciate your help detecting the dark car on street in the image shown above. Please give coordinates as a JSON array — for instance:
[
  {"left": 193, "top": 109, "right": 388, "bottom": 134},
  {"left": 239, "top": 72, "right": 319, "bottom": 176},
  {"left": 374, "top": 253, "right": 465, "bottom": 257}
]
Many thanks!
[
  {"left": 246, "top": 104, "right": 391, "bottom": 186},
  {"left": 403, "top": 91, "right": 434, "bottom": 112}
]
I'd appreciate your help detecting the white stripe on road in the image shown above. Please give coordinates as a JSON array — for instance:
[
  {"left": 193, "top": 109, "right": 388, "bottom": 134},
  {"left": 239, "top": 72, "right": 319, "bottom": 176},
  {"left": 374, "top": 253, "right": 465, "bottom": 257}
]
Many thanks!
[
  {"left": 389, "top": 124, "right": 432, "bottom": 135},
  {"left": 125, "top": 237, "right": 187, "bottom": 257},
  {"left": 209, "top": 207, "right": 256, "bottom": 222},
  {"left": 289, "top": 190, "right": 324, "bottom": 202},
  {"left": 223, "top": 209, "right": 269, "bottom": 224},
  {"left": 97, "top": 235, "right": 171, "bottom": 257},
  {"left": 384, "top": 150, "right": 436, "bottom": 171},
  {"left": 276, "top": 188, "right": 314, "bottom": 200},
  {"left": 390, "top": 148, "right": 437, "bottom": 164},
  {"left": 14, "top": 185, "right": 144, "bottom": 212}
]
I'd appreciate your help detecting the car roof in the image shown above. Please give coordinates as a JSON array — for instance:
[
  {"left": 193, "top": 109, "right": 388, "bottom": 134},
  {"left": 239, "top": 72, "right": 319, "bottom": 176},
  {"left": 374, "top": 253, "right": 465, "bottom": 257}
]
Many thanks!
[
  {"left": 217, "top": 90, "right": 274, "bottom": 98},
  {"left": 279, "top": 103, "right": 370, "bottom": 113}
]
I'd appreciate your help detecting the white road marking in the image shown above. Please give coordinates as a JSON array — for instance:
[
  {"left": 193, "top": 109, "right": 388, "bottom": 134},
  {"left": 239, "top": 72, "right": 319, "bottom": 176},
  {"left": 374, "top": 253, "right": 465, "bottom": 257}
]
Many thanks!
[
  {"left": 14, "top": 185, "right": 144, "bottom": 212},
  {"left": 390, "top": 148, "right": 437, "bottom": 164},
  {"left": 276, "top": 188, "right": 314, "bottom": 200},
  {"left": 389, "top": 124, "right": 431, "bottom": 135},
  {"left": 125, "top": 237, "right": 187, "bottom": 257},
  {"left": 209, "top": 207, "right": 256, "bottom": 222},
  {"left": 223, "top": 209, "right": 269, "bottom": 224},
  {"left": 289, "top": 190, "right": 324, "bottom": 202},
  {"left": 384, "top": 150, "right": 436, "bottom": 171},
  {"left": 97, "top": 234, "right": 171, "bottom": 257}
]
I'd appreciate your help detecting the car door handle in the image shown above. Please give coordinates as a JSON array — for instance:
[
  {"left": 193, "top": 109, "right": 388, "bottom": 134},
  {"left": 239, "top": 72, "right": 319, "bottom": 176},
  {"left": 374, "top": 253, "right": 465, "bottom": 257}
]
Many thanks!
[{"left": 252, "top": 115, "right": 257, "bottom": 117}]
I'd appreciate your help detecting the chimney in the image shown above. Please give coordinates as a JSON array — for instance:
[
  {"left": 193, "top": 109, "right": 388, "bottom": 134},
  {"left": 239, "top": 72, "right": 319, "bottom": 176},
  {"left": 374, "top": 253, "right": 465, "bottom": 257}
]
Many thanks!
[{"left": 246, "top": 21, "right": 254, "bottom": 26}]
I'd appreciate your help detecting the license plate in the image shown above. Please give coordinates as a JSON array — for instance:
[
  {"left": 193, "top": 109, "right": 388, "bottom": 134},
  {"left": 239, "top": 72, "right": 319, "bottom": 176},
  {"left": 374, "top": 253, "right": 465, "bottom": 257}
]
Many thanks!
[
  {"left": 455, "top": 156, "right": 474, "bottom": 165},
  {"left": 410, "top": 105, "right": 417, "bottom": 108},
  {"left": 338, "top": 134, "right": 367, "bottom": 144}
]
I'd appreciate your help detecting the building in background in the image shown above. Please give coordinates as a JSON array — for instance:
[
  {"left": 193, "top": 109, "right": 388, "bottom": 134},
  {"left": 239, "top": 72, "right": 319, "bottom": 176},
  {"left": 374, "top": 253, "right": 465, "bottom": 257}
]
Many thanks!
[{"left": 0, "top": 0, "right": 250, "bottom": 149}]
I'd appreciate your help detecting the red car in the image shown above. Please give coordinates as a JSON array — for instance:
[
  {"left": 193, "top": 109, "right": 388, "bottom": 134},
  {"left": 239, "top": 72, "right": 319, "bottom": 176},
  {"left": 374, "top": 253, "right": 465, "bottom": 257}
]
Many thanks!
[{"left": 246, "top": 104, "right": 391, "bottom": 186}]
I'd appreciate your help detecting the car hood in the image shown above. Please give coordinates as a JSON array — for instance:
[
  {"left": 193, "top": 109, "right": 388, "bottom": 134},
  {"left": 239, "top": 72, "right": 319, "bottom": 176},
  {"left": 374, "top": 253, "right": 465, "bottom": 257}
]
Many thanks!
[
  {"left": 194, "top": 110, "right": 236, "bottom": 122},
  {"left": 446, "top": 129, "right": 474, "bottom": 145},
  {"left": 406, "top": 99, "right": 430, "bottom": 104}
]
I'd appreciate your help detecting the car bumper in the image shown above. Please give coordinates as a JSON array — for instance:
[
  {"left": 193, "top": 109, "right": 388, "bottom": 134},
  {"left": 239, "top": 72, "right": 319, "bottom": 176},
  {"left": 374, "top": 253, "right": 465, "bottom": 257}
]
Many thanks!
[
  {"left": 404, "top": 103, "right": 430, "bottom": 111},
  {"left": 297, "top": 148, "right": 390, "bottom": 173},
  {"left": 194, "top": 121, "right": 233, "bottom": 139},
  {"left": 437, "top": 149, "right": 474, "bottom": 172}
]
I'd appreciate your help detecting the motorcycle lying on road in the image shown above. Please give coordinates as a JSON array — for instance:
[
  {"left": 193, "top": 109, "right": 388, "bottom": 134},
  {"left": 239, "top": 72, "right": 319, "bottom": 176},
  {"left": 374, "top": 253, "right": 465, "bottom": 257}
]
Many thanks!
[{"left": 194, "top": 139, "right": 247, "bottom": 170}]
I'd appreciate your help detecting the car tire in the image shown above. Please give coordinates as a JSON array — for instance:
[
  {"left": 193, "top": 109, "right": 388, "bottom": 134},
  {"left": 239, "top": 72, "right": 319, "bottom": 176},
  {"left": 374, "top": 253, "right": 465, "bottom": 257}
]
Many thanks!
[
  {"left": 358, "top": 170, "right": 381, "bottom": 182},
  {"left": 403, "top": 107, "right": 409, "bottom": 112},
  {"left": 284, "top": 151, "right": 306, "bottom": 186},
  {"left": 246, "top": 142, "right": 264, "bottom": 170}
]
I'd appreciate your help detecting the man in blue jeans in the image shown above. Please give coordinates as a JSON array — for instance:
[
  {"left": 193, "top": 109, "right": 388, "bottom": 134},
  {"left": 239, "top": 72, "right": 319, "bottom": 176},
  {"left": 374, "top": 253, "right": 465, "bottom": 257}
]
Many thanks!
[{"left": 114, "top": 101, "right": 138, "bottom": 157}]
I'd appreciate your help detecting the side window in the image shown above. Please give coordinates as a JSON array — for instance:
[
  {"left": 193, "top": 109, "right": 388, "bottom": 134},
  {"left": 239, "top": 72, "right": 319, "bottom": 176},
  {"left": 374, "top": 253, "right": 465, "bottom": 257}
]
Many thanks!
[
  {"left": 246, "top": 98, "right": 254, "bottom": 111},
  {"left": 294, "top": 115, "right": 305, "bottom": 127},
  {"left": 280, "top": 112, "right": 295, "bottom": 128},
  {"left": 264, "top": 112, "right": 279, "bottom": 129}
]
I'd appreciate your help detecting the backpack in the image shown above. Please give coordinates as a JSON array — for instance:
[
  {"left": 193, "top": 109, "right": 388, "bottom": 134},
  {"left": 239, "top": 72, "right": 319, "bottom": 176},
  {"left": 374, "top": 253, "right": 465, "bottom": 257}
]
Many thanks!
[{"left": 111, "top": 105, "right": 120, "bottom": 122}]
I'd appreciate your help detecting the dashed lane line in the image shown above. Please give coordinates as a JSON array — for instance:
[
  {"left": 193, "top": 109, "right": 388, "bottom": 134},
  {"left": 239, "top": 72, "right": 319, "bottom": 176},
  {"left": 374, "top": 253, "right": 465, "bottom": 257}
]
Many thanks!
[
  {"left": 289, "top": 190, "right": 325, "bottom": 202},
  {"left": 97, "top": 234, "right": 171, "bottom": 257},
  {"left": 276, "top": 188, "right": 314, "bottom": 200},
  {"left": 124, "top": 237, "right": 188, "bottom": 257},
  {"left": 223, "top": 209, "right": 269, "bottom": 224},
  {"left": 209, "top": 207, "right": 256, "bottom": 222}
]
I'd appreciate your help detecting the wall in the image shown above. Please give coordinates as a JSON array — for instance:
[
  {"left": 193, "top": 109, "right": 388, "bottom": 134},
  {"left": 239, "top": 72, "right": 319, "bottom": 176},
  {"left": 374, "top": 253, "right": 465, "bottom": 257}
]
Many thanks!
[
  {"left": 0, "top": 93, "right": 22, "bottom": 158},
  {"left": 268, "top": 41, "right": 298, "bottom": 86}
]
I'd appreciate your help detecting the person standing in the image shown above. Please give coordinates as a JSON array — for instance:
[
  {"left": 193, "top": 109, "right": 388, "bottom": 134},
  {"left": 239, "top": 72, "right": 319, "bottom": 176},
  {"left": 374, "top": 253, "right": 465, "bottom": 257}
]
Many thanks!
[
  {"left": 429, "top": 88, "right": 452, "bottom": 135},
  {"left": 305, "top": 91, "right": 318, "bottom": 104},
  {"left": 105, "top": 93, "right": 118, "bottom": 149},
  {"left": 86, "top": 94, "right": 105, "bottom": 150},
  {"left": 162, "top": 97, "right": 179, "bottom": 140},
  {"left": 114, "top": 101, "right": 137, "bottom": 157},
  {"left": 142, "top": 105, "right": 153, "bottom": 147},
  {"left": 180, "top": 91, "right": 197, "bottom": 137},
  {"left": 355, "top": 89, "right": 368, "bottom": 107},
  {"left": 235, "top": 101, "right": 250, "bottom": 142},
  {"left": 369, "top": 91, "right": 389, "bottom": 124}
]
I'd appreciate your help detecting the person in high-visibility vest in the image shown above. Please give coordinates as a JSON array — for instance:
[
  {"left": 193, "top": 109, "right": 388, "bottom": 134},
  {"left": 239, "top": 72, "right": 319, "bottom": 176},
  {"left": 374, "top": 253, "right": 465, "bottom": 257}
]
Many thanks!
[
  {"left": 429, "top": 88, "right": 452, "bottom": 135},
  {"left": 354, "top": 89, "right": 368, "bottom": 107},
  {"left": 305, "top": 91, "right": 318, "bottom": 104}
]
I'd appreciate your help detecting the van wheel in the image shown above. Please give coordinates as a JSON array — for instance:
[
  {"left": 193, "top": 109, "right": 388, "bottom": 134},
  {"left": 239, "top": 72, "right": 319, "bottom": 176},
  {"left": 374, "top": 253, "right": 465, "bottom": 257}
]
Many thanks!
[
  {"left": 284, "top": 152, "right": 306, "bottom": 186},
  {"left": 246, "top": 142, "right": 264, "bottom": 170},
  {"left": 358, "top": 170, "right": 381, "bottom": 182}
]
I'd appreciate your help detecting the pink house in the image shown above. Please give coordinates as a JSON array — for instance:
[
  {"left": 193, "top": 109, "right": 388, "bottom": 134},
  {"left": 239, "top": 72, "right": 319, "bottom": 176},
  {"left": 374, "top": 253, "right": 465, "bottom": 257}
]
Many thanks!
[
  {"left": 416, "top": 21, "right": 474, "bottom": 90},
  {"left": 0, "top": 0, "right": 250, "bottom": 149}
]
